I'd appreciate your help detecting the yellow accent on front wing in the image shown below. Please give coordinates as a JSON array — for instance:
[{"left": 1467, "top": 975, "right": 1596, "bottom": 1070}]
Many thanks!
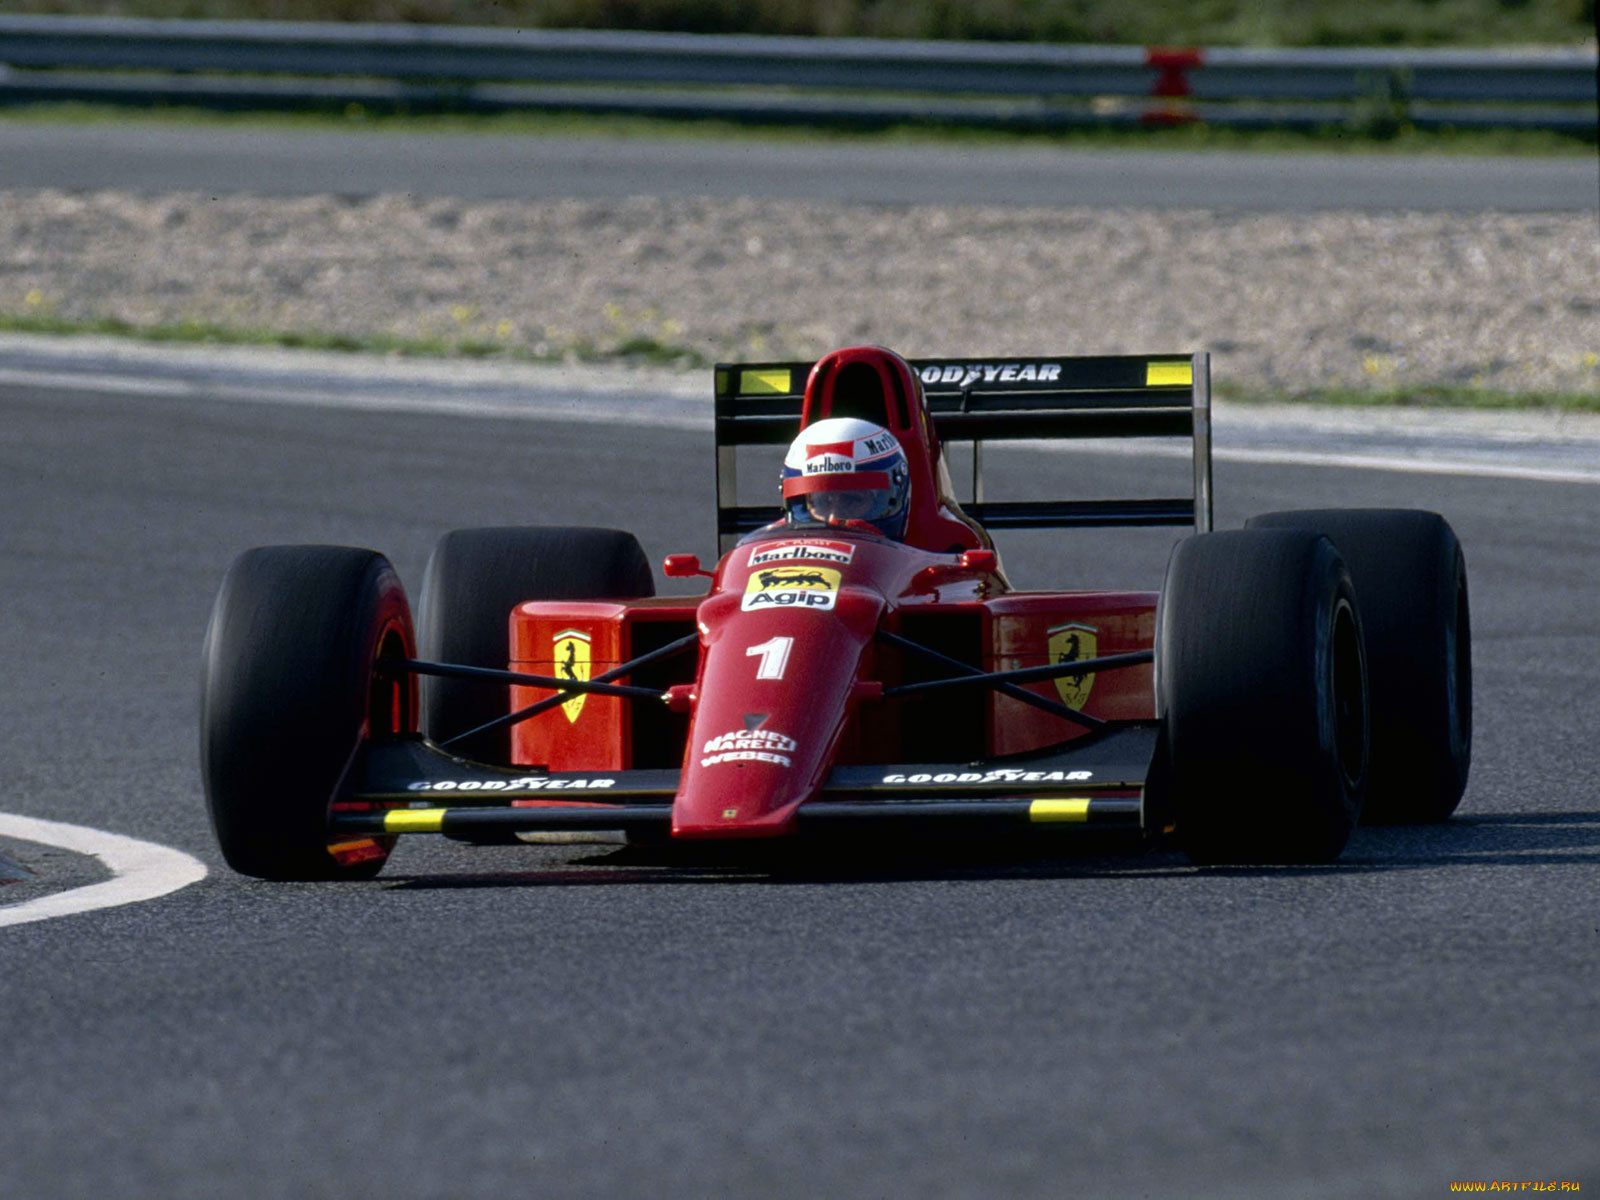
[
  {"left": 1145, "top": 360, "right": 1192, "bottom": 387},
  {"left": 384, "top": 809, "right": 447, "bottom": 833},
  {"left": 1028, "top": 798, "right": 1093, "bottom": 823},
  {"left": 740, "top": 368, "right": 792, "bottom": 395}
]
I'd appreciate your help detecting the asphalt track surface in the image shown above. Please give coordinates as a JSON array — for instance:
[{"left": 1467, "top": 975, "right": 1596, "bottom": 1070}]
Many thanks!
[
  {"left": 2, "top": 364, "right": 1597, "bottom": 1198},
  {"left": 4, "top": 121, "right": 1598, "bottom": 209}
]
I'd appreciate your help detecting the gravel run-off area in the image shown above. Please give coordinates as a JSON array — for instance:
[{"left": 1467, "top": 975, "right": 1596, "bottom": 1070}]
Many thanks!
[{"left": 3, "top": 189, "right": 1598, "bottom": 395}]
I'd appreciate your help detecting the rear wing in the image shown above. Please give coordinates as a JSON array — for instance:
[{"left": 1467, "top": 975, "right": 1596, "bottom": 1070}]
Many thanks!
[{"left": 712, "top": 352, "right": 1213, "bottom": 553}]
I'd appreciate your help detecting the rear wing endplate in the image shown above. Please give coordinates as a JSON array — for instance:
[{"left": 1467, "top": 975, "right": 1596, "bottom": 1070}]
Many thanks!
[{"left": 712, "top": 352, "right": 1212, "bottom": 553}]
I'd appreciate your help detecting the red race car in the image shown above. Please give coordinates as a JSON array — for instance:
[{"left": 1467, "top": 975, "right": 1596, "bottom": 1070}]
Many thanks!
[{"left": 200, "top": 346, "right": 1471, "bottom": 878}]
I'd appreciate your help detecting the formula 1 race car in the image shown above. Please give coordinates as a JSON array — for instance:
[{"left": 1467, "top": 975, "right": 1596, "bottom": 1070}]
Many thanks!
[{"left": 200, "top": 346, "right": 1472, "bottom": 879}]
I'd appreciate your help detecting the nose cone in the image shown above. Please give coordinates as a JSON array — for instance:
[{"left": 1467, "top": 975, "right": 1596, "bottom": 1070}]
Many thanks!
[{"left": 671, "top": 585, "right": 883, "bottom": 838}]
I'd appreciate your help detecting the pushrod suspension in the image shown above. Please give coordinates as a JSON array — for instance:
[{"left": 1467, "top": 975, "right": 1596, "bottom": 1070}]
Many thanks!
[
  {"left": 438, "top": 632, "right": 700, "bottom": 749},
  {"left": 876, "top": 629, "right": 1104, "bottom": 732},
  {"left": 881, "top": 650, "right": 1153, "bottom": 699},
  {"left": 383, "top": 658, "right": 663, "bottom": 701}
]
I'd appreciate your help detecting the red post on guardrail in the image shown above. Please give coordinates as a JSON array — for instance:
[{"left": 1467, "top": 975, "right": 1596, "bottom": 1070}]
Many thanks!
[{"left": 1142, "top": 46, "right": 1203, "bottom": 125}]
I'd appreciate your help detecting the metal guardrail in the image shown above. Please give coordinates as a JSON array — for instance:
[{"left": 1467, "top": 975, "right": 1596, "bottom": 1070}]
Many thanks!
[{"left": 0, "top": 15, "right": 1595, "bottom": 133}]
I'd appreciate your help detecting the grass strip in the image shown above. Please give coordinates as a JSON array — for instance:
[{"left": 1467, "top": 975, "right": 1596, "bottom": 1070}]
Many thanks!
[
  {"left": 0, "top": 312, "right": 711, "bottom": 368},
  {"left": 1216, "top": 382, "right": 1600, "bottom": 412},
  {"left": 5, "top": 313, "right": 1595, "bottom": 412},
  {"left": 4, "top": 0, "right": 1596, "bottom": 49}
]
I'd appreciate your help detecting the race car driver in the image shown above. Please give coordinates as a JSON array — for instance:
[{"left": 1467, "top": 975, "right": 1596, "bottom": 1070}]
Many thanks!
[{"left": 780, "top": 417, "right": 911, "bottom": 540}]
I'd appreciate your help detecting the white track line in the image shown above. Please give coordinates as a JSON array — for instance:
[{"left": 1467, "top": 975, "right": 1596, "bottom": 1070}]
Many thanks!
[
  {"left": 1213, "top": 444, "right": 1600, "bottom": 486},
  {"left": 1024, "top": 435, "right": 1600, "bottom": 486},
  {"left": 4, "top": 355, "right": 1598, "bottom": 484},
  {"left": 0, "top": 366, "right": 708, "bottom": 429},
  {"left": 0, "top": 813, "right": 208, "bottom": 930}
]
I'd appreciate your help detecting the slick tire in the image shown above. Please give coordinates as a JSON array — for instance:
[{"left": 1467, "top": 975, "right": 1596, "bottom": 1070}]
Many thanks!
[
  {"left": 200, "top": 546, "right": 416, "bottom": 881},
  {"left": 1247, "top": 509, "right": 1471, "bottom": 824},
  {"left": 417, "top": 526, "right": 654, "bottom": 764},
  {"left": 1157, "top": 529, "right": 1369, "bottom": 865}
]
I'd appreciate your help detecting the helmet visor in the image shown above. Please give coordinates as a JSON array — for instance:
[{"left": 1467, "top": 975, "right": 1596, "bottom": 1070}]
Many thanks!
[
  {"left": 805, "top": 486, "right": 892, "bottom": 525},
  {"left": 782, "top": 470, "right": 895, "bottom": 529}
]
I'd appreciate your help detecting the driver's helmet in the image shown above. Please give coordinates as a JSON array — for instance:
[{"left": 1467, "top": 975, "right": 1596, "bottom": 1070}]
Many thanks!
[{"left": 780, "top": 417, "right": 910, "bottom": 540}]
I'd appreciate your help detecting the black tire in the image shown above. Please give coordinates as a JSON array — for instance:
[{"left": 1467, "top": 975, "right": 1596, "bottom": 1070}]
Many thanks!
[
  {"left": 417, "top": 526, "right": 654, "bottom": 764},
  {"left": 1246, "top": 509, "right": 1470, "bottom": 823},
  {"left": 1156, "top": 529, "right": 1369, "bottom": 865},
  {"left": 200, "top": 546, "right": 416, "bottom": 881}
]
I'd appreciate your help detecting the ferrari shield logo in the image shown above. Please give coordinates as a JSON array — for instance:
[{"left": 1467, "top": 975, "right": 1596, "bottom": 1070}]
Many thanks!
[
  {"left": 552, "top": 629, "right": 591, "bottom": 724},
  {"left": 1048, "top": 623, "right": 1097, "bottom": 710}
]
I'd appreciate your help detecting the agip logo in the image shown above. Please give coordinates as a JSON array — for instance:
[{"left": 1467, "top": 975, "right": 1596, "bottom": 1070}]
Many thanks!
[
  {"left": 551, "top": 629, "right": 591, "bottom": 723},
  {"left": 742, "top": 566, "right": 841, "bottom": 612}
]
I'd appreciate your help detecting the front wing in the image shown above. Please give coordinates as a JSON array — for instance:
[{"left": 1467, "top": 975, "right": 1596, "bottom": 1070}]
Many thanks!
[{"left": 329, "top": 726, "right": 1158, "bottom": 844}]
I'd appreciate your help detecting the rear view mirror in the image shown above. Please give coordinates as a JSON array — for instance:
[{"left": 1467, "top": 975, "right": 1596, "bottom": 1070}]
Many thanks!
[{"left": 663, "top": 554, "right": 711, "bottom": 578}]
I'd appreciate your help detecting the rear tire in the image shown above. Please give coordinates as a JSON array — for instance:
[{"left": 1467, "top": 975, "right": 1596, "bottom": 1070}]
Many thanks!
[
  {"left": 417, "top": 526, "right": 654, "bottom": 764},
  {"left": 1157, "top": 530, "right": 1369, "bottom": 865},
  {"left": 200, "top": 546, "right": 415, "bottom": 880},
  {"left": 1247, "top": 509, "right": 1470, "bottom": 823}
]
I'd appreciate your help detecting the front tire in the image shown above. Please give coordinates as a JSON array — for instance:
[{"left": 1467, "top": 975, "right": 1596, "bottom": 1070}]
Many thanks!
[
  {"left": 1247, "top": 509, "right": 1470, "bottom": 823},
  {"left": 200, "top": 546, "right": 416, "bottom": 880},
  {"left": 417, "top": 526, "right": 654, "bottom": 764},
  {"left": 1157, "top": 530, "right": 1369, "bottom": 865}
]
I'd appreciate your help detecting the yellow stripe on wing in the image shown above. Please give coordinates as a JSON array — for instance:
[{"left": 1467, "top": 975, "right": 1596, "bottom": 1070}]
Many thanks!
[
  {"left": 1028, "top": 798, "right": 1093, "bottom": 823},
  {"left": 384, "top": 809, "right": 447, "bottom": 833}
]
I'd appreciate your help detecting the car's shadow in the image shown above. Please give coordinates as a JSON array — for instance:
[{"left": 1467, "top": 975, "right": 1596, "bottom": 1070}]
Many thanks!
[{"left": 383, "top": 809, "right": 1600, "bottom": 890}]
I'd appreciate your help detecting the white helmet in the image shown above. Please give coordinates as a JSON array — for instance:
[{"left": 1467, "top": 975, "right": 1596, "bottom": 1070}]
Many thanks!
[{"left": 780, "top": 417, "right": 910, "bottom": 539}]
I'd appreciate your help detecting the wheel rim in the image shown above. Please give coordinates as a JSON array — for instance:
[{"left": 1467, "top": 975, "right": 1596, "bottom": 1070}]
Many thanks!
[
  {"left": 1447, "top": 568, "right": 1471, "bottom": 757},
  {"left": 1330, "top": 597, "right": 1367, "bottom": 788},
  {"left": 327, "top": 618, "right": 413, "bottom": 873},
  {"left": 367, "top": 620, "right": 416, "bottom": 738}
]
